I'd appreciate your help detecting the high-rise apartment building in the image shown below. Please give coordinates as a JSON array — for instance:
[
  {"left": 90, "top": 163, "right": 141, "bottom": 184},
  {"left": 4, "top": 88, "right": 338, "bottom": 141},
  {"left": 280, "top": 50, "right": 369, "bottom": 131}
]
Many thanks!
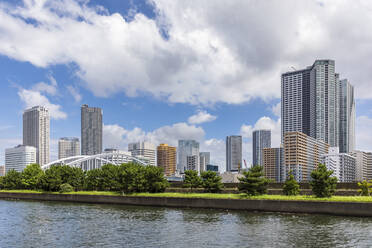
[
  {"left": 281, "top": 60, "right": 354, "bottom": 150},
  {"left": 157, "top": 144, "right": 176, "bottom": 176},
  {"left": 5, "top": 145, "right": 36, "bottom": 173},
  {"left": 186, "top": 155, "right": 199, "bottom": 171},
  {"left": 58, "top": 137, "right": 80, "bottom": 159},
  {"left": 128, "top": 142, "right": 156, "bottom": 166},
  {"left": 23, "top": 106, "right": 50, "bottom": 165},
  {"left": 339, "top": 79, "right": 355, "bottom": 153},
  {"left": 263, "top": 147, "right": 285, "bottom": 182},
  {"left": 81, "top": 104, "right": 102, "bottom": 155},
  {"left": 252, "top": 130, "right": 271, "bottom": 166},
  {"left": 284, "top": 132, "right": 329, "bottom": 182},
  {"left": 321, "top": 147, "right": 356, "bottom": 182},
  {"left": 199, "top": 152, "right": 210, "bottom": 172},
  {"left": 350, "top": 151, "right": 372, "bottom": 181},
  {"left": 226, "top": 135, "right": 242, "bottom": 172},
  {"left": 177, "top": 140, "right": 199, "bottom": 173}
]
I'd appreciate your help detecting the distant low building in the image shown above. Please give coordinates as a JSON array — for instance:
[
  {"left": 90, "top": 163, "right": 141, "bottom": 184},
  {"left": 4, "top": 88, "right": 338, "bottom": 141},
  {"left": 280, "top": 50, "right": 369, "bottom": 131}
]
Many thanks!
[
  {"left": 128, "top": 142, "right": 156, "bottom": 166},
  {"left": 5, "top": 145, "right": 36, "bottom": 173},
  {"left": 321, "top": 147, "right": 356, "bottom": 182},
  {"left": 206, "top": 164, "right": 218, "bottom": 172},
  {"left": 350, "top": 150, "right": 372, "bottom": 181},
  {"left": 0, "top": 166, "right": 5, "bottom": 176},
  {"left": 221, "top": 172, "right": 243, "bottom": 183}
]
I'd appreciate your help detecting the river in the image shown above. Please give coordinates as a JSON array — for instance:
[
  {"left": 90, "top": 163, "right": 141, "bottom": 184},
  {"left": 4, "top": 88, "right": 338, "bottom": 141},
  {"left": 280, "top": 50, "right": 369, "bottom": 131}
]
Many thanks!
[{"left": 0, "top": 199, "right": 372, "bottom": 247}]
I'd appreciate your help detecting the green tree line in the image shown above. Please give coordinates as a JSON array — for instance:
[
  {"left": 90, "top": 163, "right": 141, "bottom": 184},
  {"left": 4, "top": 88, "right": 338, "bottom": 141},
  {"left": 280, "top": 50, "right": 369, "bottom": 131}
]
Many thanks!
[{"left": 0, "top": 163, "right": 169, "bottom": 193}]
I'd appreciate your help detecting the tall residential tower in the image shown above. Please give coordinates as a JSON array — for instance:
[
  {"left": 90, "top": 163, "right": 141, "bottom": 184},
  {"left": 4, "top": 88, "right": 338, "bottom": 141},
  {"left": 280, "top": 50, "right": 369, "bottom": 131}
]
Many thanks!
[
  {"left": 226, "top": 135, "right": 242, "bottom": 172},
  {"left": 81, "top": 104, "right": 102, "bottom": 155},
  {"left": 252, "top": 130, "right": 271, "bottom": 166},
  {"left": 23, "top": 106, "right": 50, "bottom": 165}
]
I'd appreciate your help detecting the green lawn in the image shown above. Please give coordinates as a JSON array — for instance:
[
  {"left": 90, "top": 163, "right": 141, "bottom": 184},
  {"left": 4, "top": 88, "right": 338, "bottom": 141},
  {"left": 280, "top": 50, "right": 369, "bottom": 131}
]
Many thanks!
[{"left": 1, "top": 190, "right": 372, "bottom": 203}]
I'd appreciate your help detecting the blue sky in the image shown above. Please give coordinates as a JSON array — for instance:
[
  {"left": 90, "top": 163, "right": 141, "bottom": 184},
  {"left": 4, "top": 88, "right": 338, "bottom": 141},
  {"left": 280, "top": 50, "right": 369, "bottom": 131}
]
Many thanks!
[{"left": 1, "top": 0, "right": 372, "bottom": 170}]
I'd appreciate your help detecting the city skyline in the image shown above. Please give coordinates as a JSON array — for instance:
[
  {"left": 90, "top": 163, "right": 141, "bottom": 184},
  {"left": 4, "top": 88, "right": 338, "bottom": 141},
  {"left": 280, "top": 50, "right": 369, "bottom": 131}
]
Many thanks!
[{"left": 1, "top": 1, "right": 372, "bottom": 172}]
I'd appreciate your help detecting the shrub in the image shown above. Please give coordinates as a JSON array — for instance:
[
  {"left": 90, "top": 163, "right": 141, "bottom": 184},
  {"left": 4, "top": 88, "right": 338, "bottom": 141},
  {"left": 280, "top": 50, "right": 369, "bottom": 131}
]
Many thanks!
[
  {"left": 358, "top": 180, "right": 372, "bottom": 196},
  {"left": 201, "top": 171, "right": 223, "bottom": 193},
  {"left": 1, "top": 170, "right": 23, "bottom": 190},
  {"left": 310, "top": 163, "right": 337, "bottom": 198},
  {"left": 238, "top": 165, "right": 270, "bottom": 196},
  {"left": 21, "top": 164, "right": 44, "bottom": 190},
  {"left": 183, "top": 170, "right": 202, "bottom": 191},
  {"left": 283, "top": 171, "right": 300, "bottom": 196},
  {"left": 59, "top": 183, "right": 74, "bottom": 193}
]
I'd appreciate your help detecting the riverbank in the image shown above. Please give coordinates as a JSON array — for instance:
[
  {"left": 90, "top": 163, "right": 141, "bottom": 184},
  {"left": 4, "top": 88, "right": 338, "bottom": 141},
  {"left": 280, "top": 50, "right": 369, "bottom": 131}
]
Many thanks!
[{"left": 1, "top": 191, "right": 372, "bottom": 216}]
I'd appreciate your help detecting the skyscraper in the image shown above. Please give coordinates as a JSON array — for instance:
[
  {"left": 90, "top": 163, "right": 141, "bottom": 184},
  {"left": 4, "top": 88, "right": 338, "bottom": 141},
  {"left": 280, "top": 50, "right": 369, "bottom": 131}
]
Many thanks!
[
  {"left": 252, "top": 130, "right": 271, "bottom": 166},
  {"left": 58, "top": 137, "right": 80, "bottom": 159},
  {"left": 177, "top": 140, "right": 200, "bottom": 173},
  {"left": 157, "top": 144, "right": 176, "bottom": 176},
  {"left": 226, "top": 135, "right": 242, "bottom": 172},
  {"left": 339, "top": 79, "right": 355, "bottom": 153},
  {"left": 199, "top": 152, "right": 210, "bottom": 172},
  {"left": 23, "top": 106, "right": 50, "bottom": 165},
  {"left": 128, "top": 141, "right": 156, "bottom": 166},
  {"left": 282, "top": 59, "right": 353, "bottom": 149},
  {"left": 81, "top": 104, "right": 102, "bottom": 155}
]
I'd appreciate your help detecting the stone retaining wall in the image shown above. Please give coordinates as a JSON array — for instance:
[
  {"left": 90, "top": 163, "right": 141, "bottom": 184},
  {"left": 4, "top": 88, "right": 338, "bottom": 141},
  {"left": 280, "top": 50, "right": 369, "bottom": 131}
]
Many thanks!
[{"left": 0, "top": 192, "right": 371, "bottom": 217}]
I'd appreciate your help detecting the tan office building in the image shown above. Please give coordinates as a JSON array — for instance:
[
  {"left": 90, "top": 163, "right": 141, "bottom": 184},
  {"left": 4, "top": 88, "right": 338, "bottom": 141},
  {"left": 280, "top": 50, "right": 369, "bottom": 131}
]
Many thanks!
[
  {"left": 157, "top": 144, "right": 176, "bottom": 176},
  {"left": 263, "top": 147, "right": 285, "bottom": 182},
  {"left": 284, "top": 132, "right": 329, "bottom": 182}
]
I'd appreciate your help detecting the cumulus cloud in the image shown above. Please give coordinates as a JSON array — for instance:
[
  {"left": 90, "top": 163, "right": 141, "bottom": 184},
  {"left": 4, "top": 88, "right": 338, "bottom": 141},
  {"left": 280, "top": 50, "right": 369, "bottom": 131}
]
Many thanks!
[
  {"left": 188, "top": 110, "right": 217, "bottom": 124},
  {"left": 18, "top": 88, "right": 67, "bottom": 120},
  {"left": 271, "top": 102, "right": 281, "bottom": 117},
  {"left": 1, "top": 1, "right": 371, "bottom": 105}
]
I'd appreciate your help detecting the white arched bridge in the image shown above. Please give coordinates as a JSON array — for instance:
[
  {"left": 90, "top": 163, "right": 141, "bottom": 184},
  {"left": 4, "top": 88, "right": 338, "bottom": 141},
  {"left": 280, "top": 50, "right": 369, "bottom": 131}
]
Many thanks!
[{"left": 41, "top": 152, "right": 149, "bottom": 171}]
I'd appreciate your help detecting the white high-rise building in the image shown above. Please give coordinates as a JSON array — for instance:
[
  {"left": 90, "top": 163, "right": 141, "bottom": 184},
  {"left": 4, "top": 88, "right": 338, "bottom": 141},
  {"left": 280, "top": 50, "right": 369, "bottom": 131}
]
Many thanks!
[
  {"left": 226, "top": 135, "right": 242, "bottom": 172},
  {"left": 58, "top": 137, "right": 80, "bottom": 159},
  {"left": 23, "top": 106, "right": 50, "bottom": 166},
  {"left": 178, "top": 140, "right": 200, "bottom": 173},
  {"left": 199, "top": 152, "right": 210, "bottom": 172},
  {"left": 5, "top": 145, "right": 36, "bottom": 173},
  {"left": 321, "top": 147, "right": 356, "bottom": 182},
  {"left": 81, "top": 104, "right": 102, "bottom": 155},
  {"left": 339, "top": 79, "right": 355, "bottom": 153},
  {"left": 186, "top": 155, "right": 200, "bottom": 172},
  {"left": 128, "top": 141, "right": 156, "bottom": 166},
  {"left": 350, "top": 151, "right": 372, "bottom": 181}
]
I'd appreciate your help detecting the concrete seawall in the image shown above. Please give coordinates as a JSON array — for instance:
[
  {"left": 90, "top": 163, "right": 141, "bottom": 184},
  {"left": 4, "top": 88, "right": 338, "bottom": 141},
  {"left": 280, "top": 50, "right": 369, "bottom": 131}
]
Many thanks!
[{"left": 1, "top": 192, "right": 372, "bottom": 217}]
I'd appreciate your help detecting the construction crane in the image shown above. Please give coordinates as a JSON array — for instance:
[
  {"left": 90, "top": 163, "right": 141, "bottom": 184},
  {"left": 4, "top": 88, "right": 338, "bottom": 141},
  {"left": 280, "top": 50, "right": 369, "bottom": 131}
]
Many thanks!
[{"left": 243, "top": 159, "right": 248, "bottom": 169}]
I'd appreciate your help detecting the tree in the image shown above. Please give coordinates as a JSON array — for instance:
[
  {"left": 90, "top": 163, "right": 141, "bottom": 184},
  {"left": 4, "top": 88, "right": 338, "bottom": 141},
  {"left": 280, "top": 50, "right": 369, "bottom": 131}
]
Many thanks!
[
  {"left": 101, "top": 164, "right": 121, "bottom": 191},
  {"left": 238, "top": 165, "right": 271, "bottom": 196},
  {"left": 283, "top": 171, "right": 300, "bottom": 196},
  {"left": 39, "top": 165, "right": 85, "bottom": 192},
  {"left": 85, "top": 169, "right": 104, "bottom": 191},
  {"left": 310, "top": 163, "right": 337, "bottom": 198},
  {"left": 143, "top": 166, "right": 169, "bottom": 193},
  {"left": 358, "top": 180, "right": 372, "bottom": 196},
  {"left": 21, "top": 164, "right": 44, "bottom": 190},
  {"left": 200, "top": 171, "right": 223, "bottom": 193},
  {"left": 183, "top": 170, "right": 202, "bottom": 191},
  {"left": 1, "top": 170, "right": 22, "bottom": 190}
]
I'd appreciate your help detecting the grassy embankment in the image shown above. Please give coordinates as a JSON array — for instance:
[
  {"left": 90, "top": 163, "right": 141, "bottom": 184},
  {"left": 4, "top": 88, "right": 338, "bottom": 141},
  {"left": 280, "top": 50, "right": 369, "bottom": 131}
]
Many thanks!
[{"left": 1, "top": 190, "right": 372, "bottom": 202}]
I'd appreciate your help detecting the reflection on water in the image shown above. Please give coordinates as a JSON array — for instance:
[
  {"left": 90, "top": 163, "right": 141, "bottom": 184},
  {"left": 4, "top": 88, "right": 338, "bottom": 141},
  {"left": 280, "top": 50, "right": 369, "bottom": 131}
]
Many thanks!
[{"left": 0, "top": 199, "right": 372, "bottom": 247}]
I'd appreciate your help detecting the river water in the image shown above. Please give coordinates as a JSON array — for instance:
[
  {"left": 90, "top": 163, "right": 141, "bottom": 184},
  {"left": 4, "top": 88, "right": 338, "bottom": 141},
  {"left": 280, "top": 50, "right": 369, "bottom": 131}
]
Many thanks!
[{"left": 1, "top": 199, "right": 372, "bottom": 247}]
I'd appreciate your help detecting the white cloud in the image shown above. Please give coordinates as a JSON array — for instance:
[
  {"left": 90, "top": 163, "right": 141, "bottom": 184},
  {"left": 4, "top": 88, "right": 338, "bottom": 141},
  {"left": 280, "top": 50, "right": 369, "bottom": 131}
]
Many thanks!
[
  {"left": 18, "top": 88, "right": 67, "bottom": 120},
  {"left": 66, "top": 85, "right": 82, "bottom": 102},
  {"left": 1, "top": 1, "right": 372, "bottom": 105},
  {"left": 271, "top": 102, "right": 281, "bottom": 117},
  {"left": 188, "top": 110, "right": 217, "bottom": 124},
  {"left": 103, "top": 122, "right": 204, "bottom": 150},
  {"left": 31, "top": 75, "right": 58, "bottom": 96}
]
